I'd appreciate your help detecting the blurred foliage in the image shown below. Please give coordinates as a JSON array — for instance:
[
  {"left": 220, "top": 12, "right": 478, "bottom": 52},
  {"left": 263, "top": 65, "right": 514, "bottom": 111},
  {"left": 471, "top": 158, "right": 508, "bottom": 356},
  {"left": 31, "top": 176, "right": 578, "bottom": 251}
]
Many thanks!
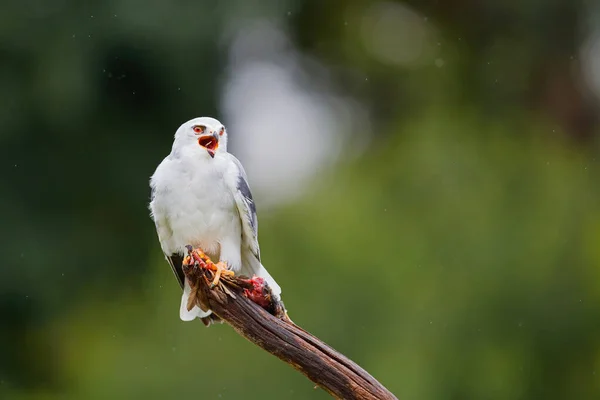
[{"left": 2, "top": 0, "right": 600, "bottom": 399}]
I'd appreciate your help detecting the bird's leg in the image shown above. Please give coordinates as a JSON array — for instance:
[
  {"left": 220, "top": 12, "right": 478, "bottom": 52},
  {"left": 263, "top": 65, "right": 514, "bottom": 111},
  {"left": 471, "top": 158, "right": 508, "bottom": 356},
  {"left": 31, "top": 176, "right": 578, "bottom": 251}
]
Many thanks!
[
  {"left": 189, "top": 248, "right": 209, "bottom": 268},
  {"left": 184, "top": 246, "right": 234, "bottom": 288}
]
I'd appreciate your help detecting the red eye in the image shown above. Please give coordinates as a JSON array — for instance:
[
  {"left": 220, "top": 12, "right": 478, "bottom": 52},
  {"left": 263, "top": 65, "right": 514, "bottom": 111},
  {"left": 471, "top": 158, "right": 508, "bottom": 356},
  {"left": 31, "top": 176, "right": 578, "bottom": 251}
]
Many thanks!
[
  {"left": 193, "top": 126, "right": 205, "bottom": 134},
  {"left": 219, "top": 127, "right": 225, "bottom": 136}
]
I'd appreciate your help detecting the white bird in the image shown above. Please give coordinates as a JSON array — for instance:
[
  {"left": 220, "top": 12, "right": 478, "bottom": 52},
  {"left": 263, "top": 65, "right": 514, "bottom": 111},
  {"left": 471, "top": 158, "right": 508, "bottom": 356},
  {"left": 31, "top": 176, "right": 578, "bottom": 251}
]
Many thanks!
[{"left": 149, "top": 116, "right": 282, "bottom": 323}]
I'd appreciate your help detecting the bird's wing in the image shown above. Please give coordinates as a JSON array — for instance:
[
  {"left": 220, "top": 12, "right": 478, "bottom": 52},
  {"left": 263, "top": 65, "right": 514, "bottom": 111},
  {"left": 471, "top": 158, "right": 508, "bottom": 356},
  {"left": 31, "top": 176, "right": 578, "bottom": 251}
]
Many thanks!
[
  {"left": 225, "top": 154, "right": 261, "bottom": 262},
  {"left": 224, "top": 154, "right": 281, "bottom": 298},
  {"left": 165, "top": 253, "right": 185, "bottom": 289},
  {"left": 150, "top": 171, "right": 185, "bottom": 290}
]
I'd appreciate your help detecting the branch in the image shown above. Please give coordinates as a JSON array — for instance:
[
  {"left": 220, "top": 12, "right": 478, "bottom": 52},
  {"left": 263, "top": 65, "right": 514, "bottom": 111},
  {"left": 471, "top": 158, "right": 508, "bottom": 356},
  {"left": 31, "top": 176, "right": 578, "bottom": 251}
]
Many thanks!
[{"left": 183, "top": 255, "right": 397, "bottom": 400}]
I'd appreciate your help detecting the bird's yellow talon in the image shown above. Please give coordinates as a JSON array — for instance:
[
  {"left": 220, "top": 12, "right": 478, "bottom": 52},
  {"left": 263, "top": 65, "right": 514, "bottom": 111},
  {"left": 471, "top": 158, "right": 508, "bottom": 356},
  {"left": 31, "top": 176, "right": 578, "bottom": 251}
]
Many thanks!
[
  {"left": 210, "top": 261, "right": 234, "bottom": 288},
  {"left": 185, "top": 246, "right": 234, "bottom": 288}
]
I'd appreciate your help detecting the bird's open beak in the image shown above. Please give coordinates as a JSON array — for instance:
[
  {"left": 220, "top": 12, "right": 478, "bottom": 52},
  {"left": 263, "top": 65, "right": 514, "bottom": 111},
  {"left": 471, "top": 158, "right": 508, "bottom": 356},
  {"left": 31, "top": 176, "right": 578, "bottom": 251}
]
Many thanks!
[{"left": 198, "top": 132, "right": 219, "bottom": 158}]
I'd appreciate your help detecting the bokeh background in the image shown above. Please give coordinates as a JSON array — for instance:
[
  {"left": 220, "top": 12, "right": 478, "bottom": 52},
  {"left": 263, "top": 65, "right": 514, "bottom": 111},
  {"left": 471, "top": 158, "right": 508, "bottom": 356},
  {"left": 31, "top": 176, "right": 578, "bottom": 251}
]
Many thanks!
[{"left": 2, "top": 0, "right": 600, "bottom": 399}]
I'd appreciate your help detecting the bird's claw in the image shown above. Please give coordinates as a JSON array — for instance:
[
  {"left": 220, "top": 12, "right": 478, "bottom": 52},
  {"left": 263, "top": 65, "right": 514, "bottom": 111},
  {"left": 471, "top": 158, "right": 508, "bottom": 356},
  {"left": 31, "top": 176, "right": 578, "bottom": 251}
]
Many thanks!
[
  {"left": 184, "top": 246, "right": 234, "bottom": 289},
  {"left": 210, "top": 261, "right": 234, "bottom": 288}
]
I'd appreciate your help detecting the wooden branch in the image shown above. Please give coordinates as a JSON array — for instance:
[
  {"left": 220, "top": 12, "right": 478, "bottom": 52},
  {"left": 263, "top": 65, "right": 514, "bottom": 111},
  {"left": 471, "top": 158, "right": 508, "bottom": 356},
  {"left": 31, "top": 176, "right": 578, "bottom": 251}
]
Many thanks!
[{"left": 183, "top": 258, "right": 397, "bottom": 400}]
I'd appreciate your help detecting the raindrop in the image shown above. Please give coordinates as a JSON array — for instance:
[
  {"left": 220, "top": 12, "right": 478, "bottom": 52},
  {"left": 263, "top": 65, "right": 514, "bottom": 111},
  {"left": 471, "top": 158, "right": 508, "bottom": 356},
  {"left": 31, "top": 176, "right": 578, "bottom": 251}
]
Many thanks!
[{"left": 435, "top": 58, "right": 445, "bottom": 67}]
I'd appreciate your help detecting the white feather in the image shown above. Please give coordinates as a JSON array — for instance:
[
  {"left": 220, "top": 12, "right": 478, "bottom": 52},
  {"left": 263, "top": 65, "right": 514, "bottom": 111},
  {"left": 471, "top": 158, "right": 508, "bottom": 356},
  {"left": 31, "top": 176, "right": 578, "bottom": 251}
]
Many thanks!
[{"left": 180, "top": 279, "right": 212, "bottom": 321}]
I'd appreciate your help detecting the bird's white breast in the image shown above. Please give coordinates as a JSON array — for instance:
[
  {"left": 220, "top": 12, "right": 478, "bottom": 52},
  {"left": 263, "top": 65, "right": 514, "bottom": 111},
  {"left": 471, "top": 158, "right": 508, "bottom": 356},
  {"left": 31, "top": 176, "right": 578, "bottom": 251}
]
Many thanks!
[{"left": 150, "top": 154, "right": 239, "bottom": 257}]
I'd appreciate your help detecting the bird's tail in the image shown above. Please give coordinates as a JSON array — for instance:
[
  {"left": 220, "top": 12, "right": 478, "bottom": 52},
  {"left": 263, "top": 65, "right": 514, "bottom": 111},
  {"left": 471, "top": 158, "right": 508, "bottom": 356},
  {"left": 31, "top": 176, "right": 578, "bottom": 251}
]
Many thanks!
[{"left": 179, "top": 279, "right": 212, "bottom": 321}]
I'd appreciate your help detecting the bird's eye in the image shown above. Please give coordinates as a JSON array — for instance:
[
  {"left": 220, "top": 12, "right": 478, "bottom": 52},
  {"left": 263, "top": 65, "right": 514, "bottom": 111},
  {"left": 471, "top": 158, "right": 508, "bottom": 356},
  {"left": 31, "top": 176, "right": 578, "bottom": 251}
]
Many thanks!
[
  {"left": 193, "top": 125, "right": 205, "bottom": 134},
  {"left": 219, "top": 127, "right": 225, "bottom": 136}
]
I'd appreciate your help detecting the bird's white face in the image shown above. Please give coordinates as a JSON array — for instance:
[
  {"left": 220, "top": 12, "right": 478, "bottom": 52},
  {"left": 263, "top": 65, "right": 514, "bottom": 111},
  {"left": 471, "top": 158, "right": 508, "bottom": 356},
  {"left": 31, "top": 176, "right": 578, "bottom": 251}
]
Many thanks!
[{"left": 173, "top": 117, "right": 228, "bottom": 159}]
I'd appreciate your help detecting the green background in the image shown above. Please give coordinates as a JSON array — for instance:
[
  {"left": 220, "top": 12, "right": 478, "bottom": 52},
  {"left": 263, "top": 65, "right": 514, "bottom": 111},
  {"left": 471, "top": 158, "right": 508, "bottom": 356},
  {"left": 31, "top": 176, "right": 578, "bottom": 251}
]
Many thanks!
[{"left": 2, "top": 0, "right": 600, "bottom": 399}]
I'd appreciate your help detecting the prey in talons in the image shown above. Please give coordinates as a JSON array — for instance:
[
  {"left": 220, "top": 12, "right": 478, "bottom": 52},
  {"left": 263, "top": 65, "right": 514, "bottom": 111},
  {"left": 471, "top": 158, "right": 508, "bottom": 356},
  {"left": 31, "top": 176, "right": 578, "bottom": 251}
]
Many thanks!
[{"left": 183, "top": 245, "right": 235, "bottom": 288}]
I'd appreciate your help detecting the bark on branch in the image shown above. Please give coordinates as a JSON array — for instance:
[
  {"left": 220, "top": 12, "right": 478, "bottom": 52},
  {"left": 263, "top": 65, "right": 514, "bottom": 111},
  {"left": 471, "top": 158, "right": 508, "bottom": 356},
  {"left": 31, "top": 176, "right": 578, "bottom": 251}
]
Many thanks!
[{"left": 183, "top": 259, "right": 397, "bottom": 400}]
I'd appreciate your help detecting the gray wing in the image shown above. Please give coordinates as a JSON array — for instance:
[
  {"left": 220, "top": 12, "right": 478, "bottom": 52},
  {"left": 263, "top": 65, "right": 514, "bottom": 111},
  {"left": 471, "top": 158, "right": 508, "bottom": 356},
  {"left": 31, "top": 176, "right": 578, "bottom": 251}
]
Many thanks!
[
  {"left": 227, "top": 155, "right": 260, "bottom": 261},
  {"left": 165, "top": 254, "right": 185, "bottom": 289}
]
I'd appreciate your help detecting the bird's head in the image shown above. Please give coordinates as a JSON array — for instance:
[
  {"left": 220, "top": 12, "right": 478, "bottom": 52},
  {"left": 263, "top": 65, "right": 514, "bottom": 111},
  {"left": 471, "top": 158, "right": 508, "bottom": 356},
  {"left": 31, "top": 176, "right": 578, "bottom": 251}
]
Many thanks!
[{"left": 173, "top": 117, "right": 228, "bottom": 159}]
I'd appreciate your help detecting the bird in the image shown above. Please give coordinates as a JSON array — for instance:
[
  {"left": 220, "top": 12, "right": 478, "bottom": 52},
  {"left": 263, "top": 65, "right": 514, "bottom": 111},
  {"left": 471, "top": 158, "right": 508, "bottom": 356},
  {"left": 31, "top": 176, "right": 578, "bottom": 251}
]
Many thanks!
[{"left": 149, "top": 116, "right": 282, "bottom": 323}]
